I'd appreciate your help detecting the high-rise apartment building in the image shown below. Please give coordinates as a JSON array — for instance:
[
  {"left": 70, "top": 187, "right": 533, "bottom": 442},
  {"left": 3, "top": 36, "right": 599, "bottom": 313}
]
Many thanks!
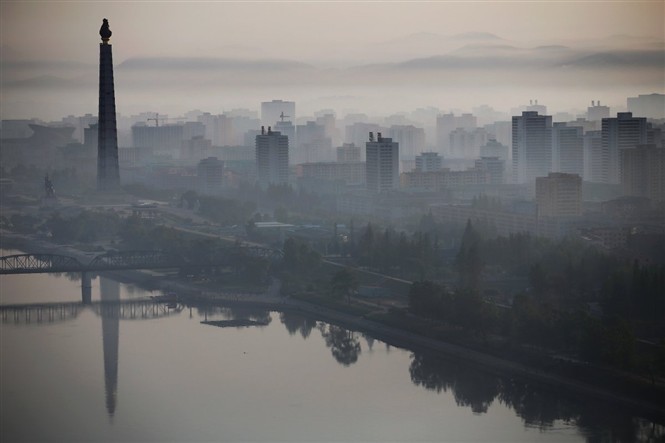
[
  {"left": 620, "top": 144, "right": 665, "bottom": 203},
  {"left": 388, "top": 125, "right": 426, "bottom": 161},
  {"left": 345, "top": 122, "right": 384, "bottom": 158},
  {"left": 336, "top": 143, "right": 361, "bottom": 163},
  {"left": 512, "top": 111, "right": 553, "bottom": 184},
  {"left": 449, "top": 127, "right": 491, "bottom": 159},
  {"left": 526, "top": 99, "right": 547, "bottom": 116},
  {"left": 552, "top": 123, "right": 583, "bottom": 177},
  {"left": 131, "top": 122, "right": 205, "bottom": 158},
  {"left": 475, "top": 156, "right": 505, "bottom": 184},
  {"left": 601, "top": 112, "right": 647, "bottom": 184},
  {"left": 587, "top": 101, "right": 610, "bottom": 122},
  {"left": 255, "top": 127, "right": 289, "bottom": 188},
  {"left": 480, "top": 138, "right": 510, "bottom": 162},
  {"left": 415, "top": 152, "right": 442, "bottom": 172},
  {"left": 274, "top": 120, "right": 295, "bottom": 150},
  {"left": 436, "top": 113, "right": 477, "bottom": 156},
  {"left": 316, "top": 113, "right": 341, "bottom": 147},
  {"left": 365, "top": 133, "right": 399, "bottom": 193},
  {"left": 261, "top": 100, "right": 295, "bottom": 127},
  {"left": 61, "top": 113, "right": 98, "bottom": 143},
  {"left": 197, "top": 157, "right": 224, "bottom": 195},
  {"left": 132, "top": 124, "right": 183, "bottom": 151},
  {"left": 197, "top": 113, "right": 234, "bottom": 146},
  {"left": 295, "top": 121, "right": 332, "bottom": 163},
  {"left": 583, "top": 130, "right": 603, "bottom": 182},
  {"left": 627, "top": 93, "right": 665, "bottom": 119},
  {"left": 536, "top": 172, "right": 582, "bottom": 217}
]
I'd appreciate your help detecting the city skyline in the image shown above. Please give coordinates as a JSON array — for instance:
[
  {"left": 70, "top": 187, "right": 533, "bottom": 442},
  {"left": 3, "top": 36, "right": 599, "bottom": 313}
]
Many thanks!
[{"left": 1, "top": 2, "right": 663, "bottom": 120}]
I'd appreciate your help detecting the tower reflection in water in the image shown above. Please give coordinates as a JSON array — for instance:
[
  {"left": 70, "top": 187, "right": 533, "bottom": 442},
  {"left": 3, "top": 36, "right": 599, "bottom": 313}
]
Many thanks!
[{"left": 99, "top": 277, "right": 120, "bottom": 417}]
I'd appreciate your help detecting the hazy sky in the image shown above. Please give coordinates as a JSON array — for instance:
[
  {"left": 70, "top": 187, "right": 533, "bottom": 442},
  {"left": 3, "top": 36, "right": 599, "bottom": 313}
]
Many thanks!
[{"left": 1, "top": 1, "right": 663, "bottom": 120}]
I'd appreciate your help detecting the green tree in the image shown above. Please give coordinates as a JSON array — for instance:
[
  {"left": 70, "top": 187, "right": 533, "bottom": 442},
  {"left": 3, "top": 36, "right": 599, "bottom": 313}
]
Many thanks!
[
  {"left": 180, "top": 190, "right": 199, "bottom": 209},
  {"left": 456, "top": 220, "right": 483, "bottom": 290},
  {"left": 330, "top": 268, "right": 358, "bottom": 304}
]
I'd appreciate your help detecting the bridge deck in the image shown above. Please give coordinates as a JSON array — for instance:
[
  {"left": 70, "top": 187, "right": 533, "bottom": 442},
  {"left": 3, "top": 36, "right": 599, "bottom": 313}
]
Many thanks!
[{"left": 0, "top": 248, "right": 283, "bottom": 275}]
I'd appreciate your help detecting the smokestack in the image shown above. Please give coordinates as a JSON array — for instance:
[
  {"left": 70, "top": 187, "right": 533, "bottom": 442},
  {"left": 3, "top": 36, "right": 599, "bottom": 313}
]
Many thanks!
[
  {"left": 261, "top": 126, "right": 265, "bottom": 135},
  {"left": 377, "top": 132, "right": 382, "bottom": 142},
  {"left": 268, "top": 126, "right": 272, "bottom": 134},
  {"left": 369, "top": 132, "right": 374, "bottom": 142},
  {"left": 592, "top": 100, "right": 595, "bottom": 106}
]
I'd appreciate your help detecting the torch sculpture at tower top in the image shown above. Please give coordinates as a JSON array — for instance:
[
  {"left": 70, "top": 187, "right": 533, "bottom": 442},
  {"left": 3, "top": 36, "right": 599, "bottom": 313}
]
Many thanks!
[{"left": 97, "top": 18, "right": 120, "bottom": 191}]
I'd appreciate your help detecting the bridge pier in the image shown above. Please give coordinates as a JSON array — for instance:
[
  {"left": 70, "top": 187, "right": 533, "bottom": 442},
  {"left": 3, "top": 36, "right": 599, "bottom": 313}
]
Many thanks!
[{"left": 81, "top": 272, "right": 92, "bottom": 304}]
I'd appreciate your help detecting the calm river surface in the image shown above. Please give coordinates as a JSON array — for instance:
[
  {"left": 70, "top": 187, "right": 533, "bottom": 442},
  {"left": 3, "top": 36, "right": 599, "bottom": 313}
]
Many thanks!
[{"left": 1, "top": 250, "right": 663, "bottom": 442}]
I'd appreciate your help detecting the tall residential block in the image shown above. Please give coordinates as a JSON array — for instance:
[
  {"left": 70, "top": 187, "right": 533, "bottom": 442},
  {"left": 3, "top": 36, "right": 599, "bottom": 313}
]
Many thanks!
[
  {"left": 512, "top": 111, "right": 552, "bottom": 184},
  {"left": 587, "top": 100, "right": 610, "bottom": 121},
  {"left": 97, "top": 19, "right": 120, "bottom": 191},
  {"left": 197, "top": 157, "right": 224, "bottom": 195},
  {"left": 436, "top": 113, "right": 477, "bottom": 156},
  {"left": 583, "top": 130, "right": 603, "bottom": 182},
  {"left": 261, "top": 100, "right": 295, "bottom": 127},
  {"left": 480, "top": 138, "right": 510, "bottom": 162},
  {"left": 415, "top": 152, "right": 442, "bottom": 172},
  {"left": 627, "top": 93, "right": 665, "bottom": 120},
  {"left": 256, "top": 127, "right": 289, "bottom": 188},
  {"left": 475, "top": 156, "right": 505, "bottom": 184},
  {"left": 601, "top": 112, "right": 647, "bottom": 184},
  {"left": 620, "top": 144, "right": 665, "bottom": 203},
  {"left": 552, "top": 123, "right": 583, "bottom": 177},
  {"left": 388, "top": 124, "right": 426, "bottom": 160},
  {"left": 295, "top": 120, "right": 331, "bottom": 163},
  {"left": 336, "top": 143, "right": 361, "bottom": 163},
  {"left": 365, "top": 132, "right": 399, "bottom": 193}
]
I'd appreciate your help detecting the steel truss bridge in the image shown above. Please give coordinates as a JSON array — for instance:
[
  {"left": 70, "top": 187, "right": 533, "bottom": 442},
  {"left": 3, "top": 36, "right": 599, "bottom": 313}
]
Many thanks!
[
  {"left": 0, "top": 247, "right": 283, "bottom": 275},
  {"left": 0, "top": 299, "right": 184, "bottom": 325}
]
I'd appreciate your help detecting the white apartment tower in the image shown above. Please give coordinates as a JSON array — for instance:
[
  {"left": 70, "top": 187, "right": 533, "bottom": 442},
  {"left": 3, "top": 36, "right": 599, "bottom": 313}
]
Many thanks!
[
  {"left": 388, "top": 125, "right": 426, "bottom": 161},
  {"left": 256, "top": 126, "right": 289, "bottom": 188},
  {"left": 366, "top": 132, "right": 399, "bottom": 193},
  {"left": 587, "top": 100, "right": 610, "bottom": 122},
  {"left": 627, "top": 93, "right": 665, "bottom": 120},
  {"left": 261, "top": 100, "right": 296, "bottom": 127},
  {"left": 436, "top": 113, "right": 477, "bottom": 156}
]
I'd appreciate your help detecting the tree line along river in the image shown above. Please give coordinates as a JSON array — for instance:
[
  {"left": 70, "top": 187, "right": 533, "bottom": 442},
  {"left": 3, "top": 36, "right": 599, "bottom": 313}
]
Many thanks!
[{"left": 0, "top": 249, "right": 663, "bottom": 442}]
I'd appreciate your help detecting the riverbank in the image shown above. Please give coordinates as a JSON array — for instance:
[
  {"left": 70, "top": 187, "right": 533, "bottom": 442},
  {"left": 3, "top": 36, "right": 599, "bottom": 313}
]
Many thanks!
[
  {"left": 2, "top": 232, "right": 663, "bottom": 422},
  {"left": 182, "top": 290, "right": 665, "bottom": 423}
]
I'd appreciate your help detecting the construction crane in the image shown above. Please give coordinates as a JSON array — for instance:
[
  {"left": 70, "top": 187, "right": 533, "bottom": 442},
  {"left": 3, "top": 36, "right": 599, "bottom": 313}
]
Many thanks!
[
  {"left": 146, "top": 113, "right": 178, "bottom": 127},
  {"left": 279, "top": 111, "right": 290, "bottom": 122},
  {"left": 147, "top": 113, "right": 161, "bottom": 127}
]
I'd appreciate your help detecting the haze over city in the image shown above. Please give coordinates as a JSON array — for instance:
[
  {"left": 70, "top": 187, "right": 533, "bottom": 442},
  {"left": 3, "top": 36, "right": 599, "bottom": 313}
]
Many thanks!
[
  {"left": 1, "top": 1, "right": 663, "bottom": 119},
  {"left": 1, "top": 2, "right": 665, "bottom": 442}
]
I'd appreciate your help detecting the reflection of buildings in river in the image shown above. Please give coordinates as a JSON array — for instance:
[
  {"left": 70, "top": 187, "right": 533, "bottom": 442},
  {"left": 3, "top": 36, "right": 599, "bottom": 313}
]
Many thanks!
[{"left": 100, "top": 277, "right": 120, "bottom": 416}]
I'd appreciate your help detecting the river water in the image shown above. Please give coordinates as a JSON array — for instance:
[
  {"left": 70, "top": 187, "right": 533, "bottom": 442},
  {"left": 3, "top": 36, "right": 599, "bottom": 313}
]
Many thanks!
[{"left": 1, "top": 250, "right": 663, "bottom": 442}]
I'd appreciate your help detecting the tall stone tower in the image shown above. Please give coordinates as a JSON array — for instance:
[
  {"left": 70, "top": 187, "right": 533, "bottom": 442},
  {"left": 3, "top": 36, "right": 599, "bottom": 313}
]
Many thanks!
[{"left": 97, "top": 18, "right": 120, "bottom": 191}]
